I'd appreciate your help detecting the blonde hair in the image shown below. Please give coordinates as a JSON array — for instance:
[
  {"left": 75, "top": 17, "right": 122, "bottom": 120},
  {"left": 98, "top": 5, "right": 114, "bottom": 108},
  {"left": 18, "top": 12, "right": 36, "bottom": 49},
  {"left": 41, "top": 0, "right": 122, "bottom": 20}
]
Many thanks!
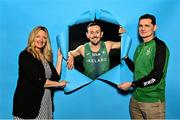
[{"left": 26, "top": 26, "right": 53, "bottom": 62}]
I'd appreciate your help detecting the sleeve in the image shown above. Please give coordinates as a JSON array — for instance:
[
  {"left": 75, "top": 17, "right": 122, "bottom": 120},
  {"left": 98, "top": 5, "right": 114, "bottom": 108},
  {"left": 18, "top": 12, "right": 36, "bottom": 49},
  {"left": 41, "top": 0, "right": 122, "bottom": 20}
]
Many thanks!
[
  {"left": 132, "top": 39, "right": 169, "bottom": 88},
  {"left": 124, "top": 57, "right": 135, "bottom": 72},
  {"left": 19, "top": 51, "right": 46, "bottom": 88},
  {"left": 49, "top": 62, "right": 60, "bottom": 82}
]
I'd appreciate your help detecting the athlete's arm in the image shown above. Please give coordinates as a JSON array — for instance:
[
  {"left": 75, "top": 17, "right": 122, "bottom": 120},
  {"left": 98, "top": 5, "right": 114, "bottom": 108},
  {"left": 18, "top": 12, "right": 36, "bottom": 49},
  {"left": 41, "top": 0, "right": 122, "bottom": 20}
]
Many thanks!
[
  {"left": 105, "top": 26, "right": 125, "bottom": 52},
  {"left": 105, "top": 41, "right": 120, "bottom": 53},
  {"left": 67, "top": 45, "right": 84, "bottom": 69}
]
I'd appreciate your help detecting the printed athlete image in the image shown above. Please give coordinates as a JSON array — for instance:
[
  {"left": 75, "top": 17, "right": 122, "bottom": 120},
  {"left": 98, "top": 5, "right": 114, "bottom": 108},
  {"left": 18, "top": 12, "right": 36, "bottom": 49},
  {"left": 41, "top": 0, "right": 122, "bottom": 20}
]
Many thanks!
[{"left": 67, "top": 21, "right": 125, "bottom": 79}]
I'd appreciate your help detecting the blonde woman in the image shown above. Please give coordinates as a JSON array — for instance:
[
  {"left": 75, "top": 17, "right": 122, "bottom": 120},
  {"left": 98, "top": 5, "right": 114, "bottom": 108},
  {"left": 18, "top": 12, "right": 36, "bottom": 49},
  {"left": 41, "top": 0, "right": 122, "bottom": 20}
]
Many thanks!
[{"left": 13, "top": 26, "right": 67, "bottom": 119}]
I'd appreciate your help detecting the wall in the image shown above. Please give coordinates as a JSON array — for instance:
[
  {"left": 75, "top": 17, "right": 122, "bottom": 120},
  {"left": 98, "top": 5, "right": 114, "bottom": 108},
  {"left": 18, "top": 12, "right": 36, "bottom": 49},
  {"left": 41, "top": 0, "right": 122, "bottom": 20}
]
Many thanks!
[{"left": 0, "top": 0, "right": 179, "bottom": 119}]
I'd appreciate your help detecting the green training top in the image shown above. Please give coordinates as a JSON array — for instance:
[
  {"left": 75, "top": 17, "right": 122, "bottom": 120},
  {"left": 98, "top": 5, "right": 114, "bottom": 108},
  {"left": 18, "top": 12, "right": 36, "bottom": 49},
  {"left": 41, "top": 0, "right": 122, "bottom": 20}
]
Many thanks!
[{"left": 132, "top": 37, "right": 169, "bottom": 102}]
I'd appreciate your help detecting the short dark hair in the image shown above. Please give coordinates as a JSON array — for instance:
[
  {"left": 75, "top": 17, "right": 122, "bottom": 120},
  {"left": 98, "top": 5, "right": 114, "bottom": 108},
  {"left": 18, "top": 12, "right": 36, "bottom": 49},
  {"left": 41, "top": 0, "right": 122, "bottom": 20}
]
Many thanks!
[
  {"left": 139, "top": 14, "right": 156, "bottom": 25},
  {"left": 86, "top": 21, "right": 102, "bottom": 31}
]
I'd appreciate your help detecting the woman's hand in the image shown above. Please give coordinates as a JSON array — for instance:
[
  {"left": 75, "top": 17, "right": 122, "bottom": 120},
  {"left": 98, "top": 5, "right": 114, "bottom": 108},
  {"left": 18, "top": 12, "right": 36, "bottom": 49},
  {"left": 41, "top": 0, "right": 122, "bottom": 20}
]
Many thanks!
[{"left": 58, "top": 80, "right": 68, "bottom": 88}]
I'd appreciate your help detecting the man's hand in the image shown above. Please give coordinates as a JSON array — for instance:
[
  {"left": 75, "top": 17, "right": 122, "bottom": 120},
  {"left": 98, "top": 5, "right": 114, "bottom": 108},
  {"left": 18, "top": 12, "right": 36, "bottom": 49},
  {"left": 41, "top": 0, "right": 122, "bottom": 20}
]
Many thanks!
[
  {"left": 117, "top": 82, "right": 132, "bottom": 91},
  {"left": 67, "top": 53, "right": 74, "bottom": 69}
]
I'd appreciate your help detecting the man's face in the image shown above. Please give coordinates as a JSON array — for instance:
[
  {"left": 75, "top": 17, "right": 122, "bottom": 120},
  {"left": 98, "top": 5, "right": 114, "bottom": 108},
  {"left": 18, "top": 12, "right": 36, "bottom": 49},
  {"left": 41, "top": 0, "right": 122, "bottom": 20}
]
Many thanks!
[
  {"left": 138, "top": 19, "right": 157, "bottom": 41},
  {"left": 86, "top": 25, "right": 103, "bottom": 45}
]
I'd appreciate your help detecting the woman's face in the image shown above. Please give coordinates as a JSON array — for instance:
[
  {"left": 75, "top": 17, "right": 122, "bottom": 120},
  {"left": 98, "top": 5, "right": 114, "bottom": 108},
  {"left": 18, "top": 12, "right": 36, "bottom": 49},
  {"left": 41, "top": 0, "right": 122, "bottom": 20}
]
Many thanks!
[{"left": 34, "top": 30, "right": 47, "bottom": 50}]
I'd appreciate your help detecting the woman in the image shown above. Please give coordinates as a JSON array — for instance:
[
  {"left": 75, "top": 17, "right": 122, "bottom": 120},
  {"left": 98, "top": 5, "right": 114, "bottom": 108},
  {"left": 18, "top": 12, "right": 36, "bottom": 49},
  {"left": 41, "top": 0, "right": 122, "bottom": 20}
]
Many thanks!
[{"left": 13, "top": 26, "right": 67, "bottom": 119}]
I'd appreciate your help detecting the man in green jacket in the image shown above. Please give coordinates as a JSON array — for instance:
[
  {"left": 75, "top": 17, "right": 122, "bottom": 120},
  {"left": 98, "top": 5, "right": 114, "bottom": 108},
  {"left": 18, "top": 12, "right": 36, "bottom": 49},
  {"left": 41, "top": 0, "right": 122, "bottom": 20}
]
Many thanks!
[{"left": 118, "top": 14, "right": 169, "bottom": 119}]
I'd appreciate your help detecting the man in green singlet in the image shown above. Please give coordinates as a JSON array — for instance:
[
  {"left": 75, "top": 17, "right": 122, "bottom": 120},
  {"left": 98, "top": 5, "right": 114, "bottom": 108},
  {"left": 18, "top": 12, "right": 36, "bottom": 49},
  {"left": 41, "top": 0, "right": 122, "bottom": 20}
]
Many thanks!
[{"left": 67, "top": 22, "right": 124, "bottom": 79}]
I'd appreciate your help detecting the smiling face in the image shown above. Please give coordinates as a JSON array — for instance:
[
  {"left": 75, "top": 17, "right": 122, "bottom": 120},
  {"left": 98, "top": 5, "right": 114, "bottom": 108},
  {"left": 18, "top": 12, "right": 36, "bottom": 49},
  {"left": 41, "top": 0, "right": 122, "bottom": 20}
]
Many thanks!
[
  {"left": 86, "top": 25, "right": 103, "bottom": 46},
  {"left": 138, "top": 18, "right": 157, "bottom": 42},
  {"left": 34, "top": 30, "right": 47, "bottom": 51}
]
